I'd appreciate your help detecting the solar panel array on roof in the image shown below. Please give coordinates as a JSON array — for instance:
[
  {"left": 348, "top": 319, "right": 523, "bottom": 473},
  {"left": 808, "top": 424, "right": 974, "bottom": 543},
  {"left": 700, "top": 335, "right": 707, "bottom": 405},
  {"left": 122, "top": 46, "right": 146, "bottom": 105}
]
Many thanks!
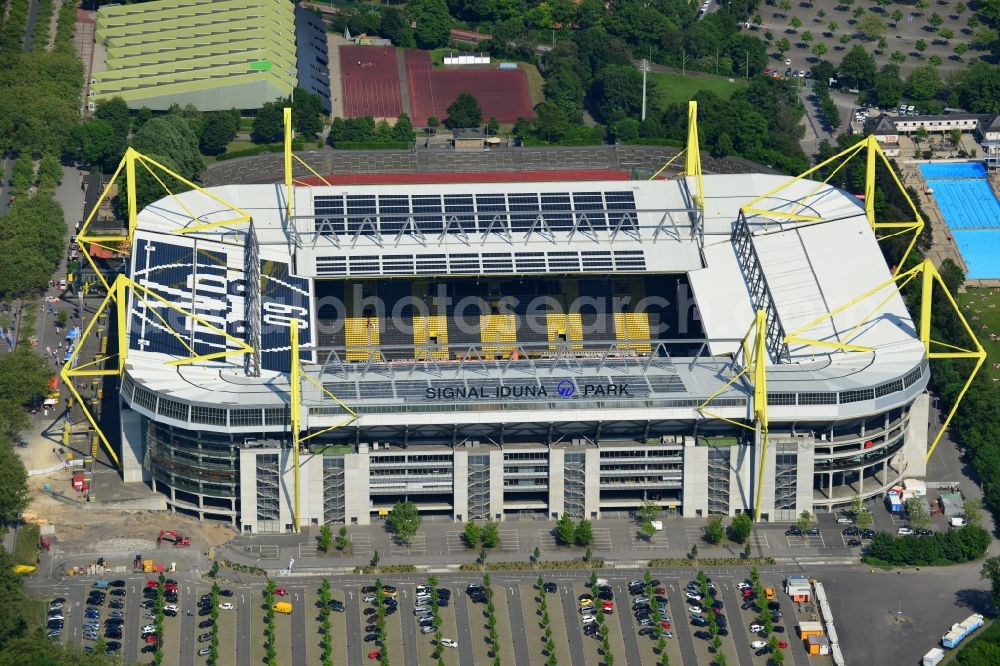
[{"left": 312, "top": 190, "right": 639, "bottom": 237}]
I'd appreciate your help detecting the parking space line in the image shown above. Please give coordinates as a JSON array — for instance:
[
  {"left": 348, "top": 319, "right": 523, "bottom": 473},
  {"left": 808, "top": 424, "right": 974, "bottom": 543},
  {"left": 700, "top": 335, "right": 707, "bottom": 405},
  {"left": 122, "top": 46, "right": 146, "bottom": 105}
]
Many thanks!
[{"left": 499, "top": 530, "right": 520, "bottom": 553}]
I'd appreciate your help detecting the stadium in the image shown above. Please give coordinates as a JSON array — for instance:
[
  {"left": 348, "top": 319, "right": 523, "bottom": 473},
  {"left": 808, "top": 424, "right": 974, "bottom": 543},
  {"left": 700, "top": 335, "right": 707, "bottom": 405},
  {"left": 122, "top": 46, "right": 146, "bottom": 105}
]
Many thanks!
[{"left": 69, "top": 109, "right": 982, "bottom": 534}]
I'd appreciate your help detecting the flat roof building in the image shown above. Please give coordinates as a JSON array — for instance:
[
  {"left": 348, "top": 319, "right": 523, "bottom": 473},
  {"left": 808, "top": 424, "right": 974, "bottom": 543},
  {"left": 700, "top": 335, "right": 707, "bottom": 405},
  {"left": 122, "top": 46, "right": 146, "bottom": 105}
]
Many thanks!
[{"left": 90, "top": 0, "right": 302, "bottom": 112}]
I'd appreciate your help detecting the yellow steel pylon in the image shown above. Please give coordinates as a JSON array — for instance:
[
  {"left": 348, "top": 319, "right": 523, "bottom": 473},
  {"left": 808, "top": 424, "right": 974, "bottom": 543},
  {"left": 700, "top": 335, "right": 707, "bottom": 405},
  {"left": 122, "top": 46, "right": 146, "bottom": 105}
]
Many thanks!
[
  {"left": 741, "top": 135, "right": 924, "bottom": 274},
  {"left": 288, "top": 318, "right": 357, "bottom": 532},
  {"left": 648, "top": 101, "right": 704, "bottom": 210},
  {"left": 61, "top": 274, "right": 256, "bottom": 469}
]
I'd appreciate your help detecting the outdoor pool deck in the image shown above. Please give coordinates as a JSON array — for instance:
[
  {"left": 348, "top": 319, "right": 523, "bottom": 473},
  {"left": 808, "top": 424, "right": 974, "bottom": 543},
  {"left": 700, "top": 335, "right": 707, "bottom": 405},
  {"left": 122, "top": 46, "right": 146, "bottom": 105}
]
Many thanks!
[{"left": 919, "top": 162, "right": 1000, "bottom": 280}]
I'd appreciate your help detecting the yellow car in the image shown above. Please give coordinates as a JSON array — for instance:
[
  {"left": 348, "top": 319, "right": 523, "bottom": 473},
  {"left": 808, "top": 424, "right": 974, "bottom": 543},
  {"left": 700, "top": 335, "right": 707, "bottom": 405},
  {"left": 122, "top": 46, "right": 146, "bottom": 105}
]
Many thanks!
[{"left": 578, "top": 598, "right": 595, "bottom": 608}]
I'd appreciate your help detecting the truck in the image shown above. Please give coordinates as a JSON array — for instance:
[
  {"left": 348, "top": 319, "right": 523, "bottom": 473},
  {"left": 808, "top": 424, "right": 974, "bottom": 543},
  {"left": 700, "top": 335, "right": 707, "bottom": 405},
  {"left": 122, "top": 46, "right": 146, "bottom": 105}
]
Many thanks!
[
  {"left": 922, "top": 648, "right": 945, "bottom": 666},
  {"left": 158, "top": 530, "right": 191, "bottom": 547},
  {"left": 942, "top": 613, "right": 984, "bottom": 649}
]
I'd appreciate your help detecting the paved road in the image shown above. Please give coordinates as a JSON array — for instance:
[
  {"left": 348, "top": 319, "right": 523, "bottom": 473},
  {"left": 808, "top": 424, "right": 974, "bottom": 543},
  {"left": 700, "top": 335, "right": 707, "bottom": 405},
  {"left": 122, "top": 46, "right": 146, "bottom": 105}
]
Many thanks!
[
  {"left": 345, "top": 587, "right": 362, "bottom": 665},
  {"left": 612, "top": 580, "right": 643, "bottom": 666},
  {"left": 235, "top": 587, "right": 252, "bottom": 666},
  {"left": 398, "top": 590, "right": 418, "bottom": 666},
  {"left": 505, "top": 584, "right": 531, "bottom": 666},
  {"left": 724, "top": 583, "right": 757, "bottom": 666},
  {"left": 557, "top": 584, "right": 587, "bottom": 666},
  {"left": 179, "top": 584, "right": 195, "bottom": 666},
  {"left": 290, "top": 585, "right": 308, "bottom": 665},
  {"left": 667, "top": 581, "right": 700, "bottom": 666},
  {"left": 451, "top": 584, "right": 476, "bottom": 666}
]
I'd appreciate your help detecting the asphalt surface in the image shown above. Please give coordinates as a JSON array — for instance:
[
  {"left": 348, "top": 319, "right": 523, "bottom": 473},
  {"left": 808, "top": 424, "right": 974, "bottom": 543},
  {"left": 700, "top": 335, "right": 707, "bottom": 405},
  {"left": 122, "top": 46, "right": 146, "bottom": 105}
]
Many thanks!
[
  {"left": 290, "top": 584, "right": 308, "bottom": 665},
  {"left": 666, "top": 582, "right": 700, "bottom": 666},
  {"left": 505, "top": 583, "right": 531, "bottom": 666},
  {"left": 235, "top": 587, "right": 252, "bottom": 666},
  {"left": 557, "top": 583, "right": 588, "bottom": 665},
  {"left": 451, "top": 586, "right": 476, "bottom": 666}
]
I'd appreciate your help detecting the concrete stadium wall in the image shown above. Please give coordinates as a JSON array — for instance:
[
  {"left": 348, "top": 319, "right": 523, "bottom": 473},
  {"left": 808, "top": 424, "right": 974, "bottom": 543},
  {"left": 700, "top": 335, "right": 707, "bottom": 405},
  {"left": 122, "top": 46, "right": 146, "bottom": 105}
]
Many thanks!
[{"left": 202, "top": 146, "right": 777, "bottom": 186}]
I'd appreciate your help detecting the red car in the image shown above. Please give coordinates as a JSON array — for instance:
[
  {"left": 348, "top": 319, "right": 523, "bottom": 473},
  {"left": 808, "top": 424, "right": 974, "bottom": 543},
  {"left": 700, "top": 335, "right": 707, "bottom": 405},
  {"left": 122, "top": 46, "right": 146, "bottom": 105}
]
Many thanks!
[
  {"left": 144, "top": 634, "right": 158, "bottom": 644},
  {"left": 741, "top": 589, "right": 753, "bottom": 598},
  {"left": 654, "top": 587, "right": 666, "bottom": 595},
  {"left": 165, "top": 582, "right": 177, "bottom": 591},
  {"left": 778, "top": 640, "right": 788, "bottom": 649},
  {"left": 145, "top": 581, "right": 158, "bottom": 589},
  {"left": 368, "top": 651, "right": 380, "bottom": 660},
  {"left": 660, "top": 621, "right": 671, "bottom": 630},
  {"left": 275, "top": 588, "right": 288, "bottom": 597}
]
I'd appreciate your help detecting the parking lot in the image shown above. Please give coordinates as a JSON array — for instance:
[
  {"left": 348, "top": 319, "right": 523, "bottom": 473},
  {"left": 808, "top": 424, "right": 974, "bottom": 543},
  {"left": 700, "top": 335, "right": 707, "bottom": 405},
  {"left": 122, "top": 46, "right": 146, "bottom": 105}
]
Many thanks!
[{"left": 40, "top": 569, "right": 848, "bottom": 665}]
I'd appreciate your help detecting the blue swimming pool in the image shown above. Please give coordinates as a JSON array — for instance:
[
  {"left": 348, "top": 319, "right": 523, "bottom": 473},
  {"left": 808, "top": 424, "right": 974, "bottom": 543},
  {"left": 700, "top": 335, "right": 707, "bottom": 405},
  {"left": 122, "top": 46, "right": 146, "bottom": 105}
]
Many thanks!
[{"left": 919, "top": 162, "right": 1000, "bottom": 279}]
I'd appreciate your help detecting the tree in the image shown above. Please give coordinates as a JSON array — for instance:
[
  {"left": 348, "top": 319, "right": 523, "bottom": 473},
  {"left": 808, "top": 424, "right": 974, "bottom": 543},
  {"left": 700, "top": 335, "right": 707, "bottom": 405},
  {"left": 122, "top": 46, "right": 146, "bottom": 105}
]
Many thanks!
[
  {"left": 802, "top": 31, "right": 814, "bottom": 44},
  {"left": 954, "top": 43, "right": 968, "bottom": 59},
  {"left": 963, "top": 499, "right": 983, "bottom": 524},
  {"left": 890, "top": 51, "right": 905, "bottom": 64},
  {"left": 63, "top": 119, "right": 124, "bottom": 172},
  {"left": 590, "top": 64, "right": 642, "bottom": 123},
  {"left": 730, "top": 513, "right": 753, "bottom": 544},
  {"left": 252, "top": 101, "right": 284, "bottom": 143},
  {"left": 10, "top": 155, "right": 33, "bottom": 195},
  {"left": 812, "top": 43, "right": 828, "bottom": 58},
  {"left": 928, "top": 54, "right": 942, "bottom": 67},
  {"left": 199, "top": 109, "right": 239, "bottom": 156},
  {"left": 640, "top": 521, "right": 657, "bottom": 541},
  {"left": 487, "top": 116, "right": 500, "bottom": 136},
  {"left": 852, "top": 6, "right": 865, "bottom": 20},
  {"left": 0, "top": 441, "right": 29, "bottom": 524},
  {"left": 638, "top": 500, "right": 661, "bottom": 524},
  {"left": 715, "top": 654, "right": 727, "bottom": 666},
  {"left": 131, "top": 114, "right": 203, "bottom": 179},
  {"left": 938, "top": 28, "right": 954, "bottom": 43},
  {"left": 463, "top": 521, "right": 481, "bottom": 547},
  {"left": 916, "top": 0, "right": 928, "bottom": 13},
  {"left": 575, "top": 519, "right": 594, "bottom": 546},
  {"left": 789, "top": 16, "right": 802, "bottom": 31},
  {"left": 482, "top": 520, "right": 500, "bottom": 548},
  {"left": 915, "top": 39, "right": 927, "bottom": 54},
  {"left": 839, "top": 34, "right": 851, "bottom": 45},
  {"left": 94, "top": 96, "right": 131, "bottom": 141},
  {"left": 982, "top": 556, "right": 1000, "bottom": 611},
  {"left": 891, "top": 9, "right": 903, "bottom": 24},
  {"left": 777, "top": 37, "right": 791, "bottom": 56},
  {"left": 828, "top": 21, "right": 839, "bottom": 34},
  {"left": 533, "top": 101, "right": 570, "bottom": 142},
  {"left": 381, "top": 6, "right": 414, "bottom": 48},
  {"left": 37, "top": 153, "right": 62, "bottom": 191},
  {"left": 336, "top": 526, "right": 349, "bottom": 551},
  {"left": 0, "top": 196, "right": 68, "bottom": 299},
  {"left": 444, "top": 91, "right": 483, "bottom": 129},
  {"left": 838, "top": 45, "right": 877, "bottom": 90},
  {"left": 795, "top": 511, "right": 814, "bottom": 531},
  {"left": 858, "top": 15, "right": 887, "bottom": 41},
  {"left": 928, "top": 12, "right": 943, "bottom": 30},
  {"left": 905, "top": 498, "right": 932, "bottom": 531},
  {"left": 386, "top": 500, "right": 421, "bottom": 543},
  {"left": 705, "top": 517, "right": 725, "bottom": 544},
  {"left": 409, "top": 0, "right": 452, "bottom": 49},
  {"left": 317, "top": 524, "right": 333, "bottom": 553},
  {"left": 778, "top": 0, "right": 791, "bottom": 16},
  {"left": 906, "top": 65, "right": 941, "bottom": 101},
  {"left": 291, "top": 89, "right": 326, "bottom": 138},
  {"left": 555, "top": 514, "right": 576, "bottom": 545},
  {"left": 872, "top": 64, "right": 904, "bottom": 107}
]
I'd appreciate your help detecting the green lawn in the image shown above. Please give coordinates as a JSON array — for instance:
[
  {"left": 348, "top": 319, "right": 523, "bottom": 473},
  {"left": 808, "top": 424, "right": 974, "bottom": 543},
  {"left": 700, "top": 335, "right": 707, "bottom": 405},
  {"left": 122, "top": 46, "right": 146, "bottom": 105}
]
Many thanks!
[
  {"left": 648, "top": 71, "right": 749, "bottom": 107},
  {"left": 958, "top": 287, "right": 1000, "bottom": 379},
  {"left": 13, "top": 523, "right": 39, "bottom": 566}
]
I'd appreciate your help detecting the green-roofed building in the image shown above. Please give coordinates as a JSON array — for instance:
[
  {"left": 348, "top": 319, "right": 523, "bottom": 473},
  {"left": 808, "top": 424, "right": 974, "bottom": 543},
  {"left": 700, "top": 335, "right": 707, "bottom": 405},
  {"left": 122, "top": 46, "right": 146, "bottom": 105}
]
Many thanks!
[{"left": 90, "top": 0, "right": 298, "bottom": 112}]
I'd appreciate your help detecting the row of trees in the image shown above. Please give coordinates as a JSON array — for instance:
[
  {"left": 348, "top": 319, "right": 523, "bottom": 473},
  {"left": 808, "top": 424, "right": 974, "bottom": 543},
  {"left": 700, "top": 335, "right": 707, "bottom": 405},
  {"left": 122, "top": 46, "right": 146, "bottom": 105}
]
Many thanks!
[
  {"left": 263, "top": 580, "right": 278, "bottom": 666},
  {"left": 555, "top": 514, "right": 593, "bottom": 547},
  {"left": 480, "top": 573, "right": 502, "bottom": 666},
  {"left": 534, "top": 576, "right": 558, "bottom": 666},
  {"left": 586, "top": 572, "right": 616, "bottom": 666},
  {"left": 462, "top": 520, "right": 500, "bottom": 549},
  {"left": 864, "top": 524, "right": 991, "bottom": 566},
  {"left": 373, "top": 580, "right": 391, "bottom": 666},
  {"left": 327, "top": 115, "right": 416, "bottom": 148},
  {"left": 424, "top": 575, "right": 447, "bottom": 666},
  {"left": 640, "top": 569, "right": 671, "bottom": 666},
  {"left": 318, "top": 579, "right": 333, "bottom": 666}
]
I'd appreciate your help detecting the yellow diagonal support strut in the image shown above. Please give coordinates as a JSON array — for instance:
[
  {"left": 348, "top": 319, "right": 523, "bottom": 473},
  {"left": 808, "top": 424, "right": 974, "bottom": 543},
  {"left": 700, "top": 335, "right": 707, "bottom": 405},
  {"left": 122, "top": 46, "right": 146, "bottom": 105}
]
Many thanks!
[
  {"left": 697, "top": 311, "right": 769, "bottom": 521},
  {"left": 685, "top": 101, "right": 704, "bottom": 209},
  {"left": 290, "top": 319, "right": 301, "bottom": 533}
]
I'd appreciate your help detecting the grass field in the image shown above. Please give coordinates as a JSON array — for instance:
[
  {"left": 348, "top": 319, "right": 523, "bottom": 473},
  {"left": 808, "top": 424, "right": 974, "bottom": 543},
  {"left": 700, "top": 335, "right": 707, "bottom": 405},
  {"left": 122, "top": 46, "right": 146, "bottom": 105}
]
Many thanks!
[
  {"left": 958, "top": 287, "right": 1000, "bottom": 379},
  {"left": 14, "top": 523, "right": 39, "bottom": 566},
  {"left": 648, "top": 71, "right": 749, "bottom": 107}
]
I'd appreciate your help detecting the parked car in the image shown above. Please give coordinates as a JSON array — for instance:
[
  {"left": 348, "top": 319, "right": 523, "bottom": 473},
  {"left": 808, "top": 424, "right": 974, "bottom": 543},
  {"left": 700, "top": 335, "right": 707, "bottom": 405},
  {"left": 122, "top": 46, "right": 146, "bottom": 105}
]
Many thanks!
[
  {"left": 784, "top": 527, "right": 802, "bottom": 536},
  {"left": 897, "top": 527, "right": 915, "bottom": 536}
]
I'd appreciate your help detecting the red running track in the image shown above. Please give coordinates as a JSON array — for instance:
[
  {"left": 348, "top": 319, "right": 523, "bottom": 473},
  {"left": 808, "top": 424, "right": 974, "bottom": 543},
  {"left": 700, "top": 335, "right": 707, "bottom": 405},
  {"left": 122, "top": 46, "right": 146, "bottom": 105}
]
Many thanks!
[
  {"left": 405, "top": 50, "right": 534, "bottom": 126},
  {"left": 340, "top": 45, "right": 403, "bottom": 119},
  {"left": 296, "top": 170, "right": 631, "bottom": 186}
]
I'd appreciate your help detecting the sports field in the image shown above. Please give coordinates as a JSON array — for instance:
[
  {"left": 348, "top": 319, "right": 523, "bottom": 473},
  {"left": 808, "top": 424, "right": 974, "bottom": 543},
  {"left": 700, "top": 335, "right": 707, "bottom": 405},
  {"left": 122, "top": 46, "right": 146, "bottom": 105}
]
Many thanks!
[
  {"left": 405, "top": 50, "right": 533, "bottom": 126},
  {"left": 648, "top": 71, "right": 749, "bottom": 106},
  {"left": 339, "top": 45, "right": 403, "bottom": 119}
]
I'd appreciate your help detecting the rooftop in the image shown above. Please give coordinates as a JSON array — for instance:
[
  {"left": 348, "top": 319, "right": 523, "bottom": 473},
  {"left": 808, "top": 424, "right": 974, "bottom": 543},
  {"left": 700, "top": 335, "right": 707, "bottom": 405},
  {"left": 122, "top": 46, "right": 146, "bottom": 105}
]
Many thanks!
[{"left": 91, "top": 0, "right": 296, "bottom": 110}]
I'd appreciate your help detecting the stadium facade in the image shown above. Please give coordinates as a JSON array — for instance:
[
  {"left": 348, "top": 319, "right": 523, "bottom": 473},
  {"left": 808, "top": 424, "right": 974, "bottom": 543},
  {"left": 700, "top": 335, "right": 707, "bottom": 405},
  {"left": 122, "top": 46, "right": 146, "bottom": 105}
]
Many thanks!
[{"left": 104, "top": 155, "right": 937, "bottom": 534}]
